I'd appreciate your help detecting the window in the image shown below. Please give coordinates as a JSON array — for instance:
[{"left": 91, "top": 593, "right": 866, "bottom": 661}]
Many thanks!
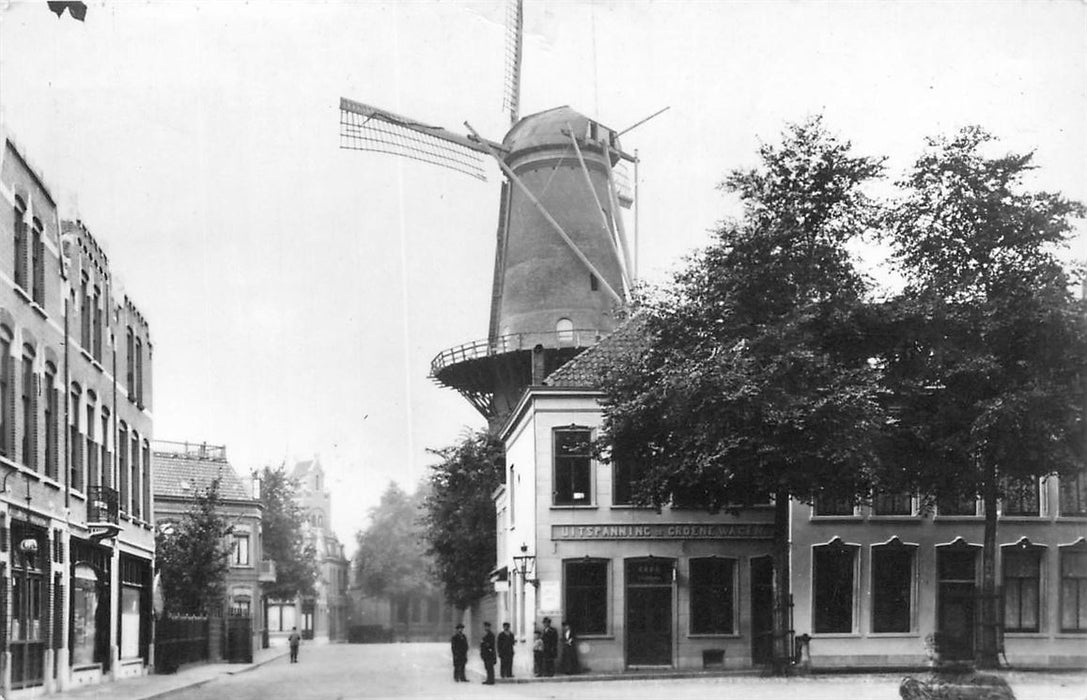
[
  {"left": 564, "top": 559, "right": 607, "bottom": 635},
  {"left": 1003, "top": 478, "right": 1040, "bottom": 516},
  {"left": 813, "top": 492, "right": 854, "bottom": 517},
  {"left": 21, "top": 349, "right": 36, "bottom": 470},
  {"left": 871, "top": 543, "right": 914, "bottom": 633},
  {"left": 613, "top": 457, "right": 647, "bottom": 506},
  {"left": 13, "top": 197, "right": 27, "bottom": 290},
  {"left": 555, "top": 318, "right": 574, "bottom": 343},
  {"left": 135, "top": 337, "right": 144, "bottom": 405},
  {"left": 1060, "top": 546, "right": 1087, "bottom": 633},
  {"left": 70, "top": 384, "right": 83, "bottom": 492},
  {"left": 86, "top": 398, "right": 97, "bottom": 487},
  {"left": 233, "top": 533, "right": 251, "bottom": 566},
  {"left": 937, "top": 493, "right": 977, "bottom": 516},
  {"left": 31, "top": 221, "right": 44, "bottom": 305},
  {"left": 553, "top": 428, "right": 592, "bottom": 505},
  {"left": 142, "top": 441, "right": 151, "bottom": 518},
  {"left": 118, "top": 423, "right": 129, "bottom": 510},
  {"left": 44, "top": 363, "right": 57, "bottom": 479},
  {"left": 689, "top": 558, "right": 735, "bottom": 634},
  {"left": 872, "top": 491, "right": 912, "bottom": 516},
  {"left": 0, "top": 328, "right": 10, "bottom": 458},
  {"left": 80, "top": 274, "right": 90, "bottom": 350},
  {"left": 589, "top": 274, "right": 598, "bottom": 291},
  {"left": 813, "top": 541, "right": 857, "bottom": 633},
  {"left": 1059, "top": 470, "right": 1087, "bottom": 517},
  {"left": 130, "top": 432, "right": 141, "bottom": 518},
  {"left": 1003, "top": 546, "right": 1041, "bottom": 633},
  {"left": 92, "top": 286, "right": 102, "bottom": 362},
  {"left": 125, "top": 328, "right": 134, "bottom": 399},
  {"left": 100, "top": 409, "right": 111, "bottom": 489}
]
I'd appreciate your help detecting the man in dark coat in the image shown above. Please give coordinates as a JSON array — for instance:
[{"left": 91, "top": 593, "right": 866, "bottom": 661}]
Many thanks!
[
  {"left": 541, "top": 617, "right": 558, "bottom": 677},
  {"left": 480, "top": 621, "right": 497, "bottom": 685},
  {"left": 450, "top": 623, "right": 469, "bottom": 682},
  {"left": 497, "top": 622, "right": 516, "bottom": 678}
]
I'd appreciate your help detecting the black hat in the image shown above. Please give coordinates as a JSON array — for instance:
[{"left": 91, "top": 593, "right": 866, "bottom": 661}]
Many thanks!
[
  {"left": 455, "top": 623, "right": 464, "bottom": 629},
  {"left": 484, "top": 621, "right": 492, "bottom": 627},
  {"left": 542, "top": 616, "right": 551, "bottom": 624}
]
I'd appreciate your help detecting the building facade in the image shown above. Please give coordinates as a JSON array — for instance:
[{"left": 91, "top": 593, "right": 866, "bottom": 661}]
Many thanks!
[
  {"left": 152, "top": 440, "right": 273, "bottom": 659},
  {"left": 1, "top": 134, "right": 155, "bottom": 696},
  {"left": 495, "top": 321, "right": 1087, "bottom": 672}
]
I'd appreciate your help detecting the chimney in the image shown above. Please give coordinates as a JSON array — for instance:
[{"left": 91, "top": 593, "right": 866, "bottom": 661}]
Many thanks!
[{"left": 531, "top": 344, "right": 546, "bottom": 385}]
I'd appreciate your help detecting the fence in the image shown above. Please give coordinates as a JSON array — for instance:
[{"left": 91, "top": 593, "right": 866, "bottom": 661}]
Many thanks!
[{"left": 154, "top": 615, "right": 208, "bottom": 673}]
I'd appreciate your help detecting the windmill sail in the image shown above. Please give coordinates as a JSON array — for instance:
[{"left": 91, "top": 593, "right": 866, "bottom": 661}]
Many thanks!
[
  {"left": 339, "top": 97, "right": 499, "bottom": 181},
  {"left": 502, "top": 0, "right": 524, "bottom": 126}
]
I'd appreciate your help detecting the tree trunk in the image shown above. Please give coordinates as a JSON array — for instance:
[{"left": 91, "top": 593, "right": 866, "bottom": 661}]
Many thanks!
[
  {"left": 771, "top": 489, "right": 793, "bottom": 675},
  {"left": 977, "top": 467, "right": 1000, "bottom": 669}
]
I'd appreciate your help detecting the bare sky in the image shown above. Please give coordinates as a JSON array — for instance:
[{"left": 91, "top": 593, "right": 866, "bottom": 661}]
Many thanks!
[{"left": 2, "top": 0, "right": 1084, "bottom": 550}]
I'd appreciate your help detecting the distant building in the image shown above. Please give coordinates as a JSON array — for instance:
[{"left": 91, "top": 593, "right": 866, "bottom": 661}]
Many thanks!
[
  {"left": 152, "top": 440, "right": 274, "bottom": 659},
  {"left": 289, "top": 458, "right": 350, "bottom": 642},
  {"left": 1, "top": 134, "right": 155, "bottom": 694}
]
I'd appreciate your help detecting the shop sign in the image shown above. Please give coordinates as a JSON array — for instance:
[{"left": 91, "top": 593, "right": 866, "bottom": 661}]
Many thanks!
[{"left": 551, "top": 523, "right": 774, "bottom": 540}]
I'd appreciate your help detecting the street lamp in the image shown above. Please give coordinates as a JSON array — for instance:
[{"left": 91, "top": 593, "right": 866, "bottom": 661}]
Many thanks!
[{"left": 512, "top": 543, "right": 537, "bottom": 587}]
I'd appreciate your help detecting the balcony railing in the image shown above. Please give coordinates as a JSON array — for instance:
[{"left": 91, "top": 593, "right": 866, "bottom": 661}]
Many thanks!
[
  {"left": 430, "top": 328, "right": 603, "bottom": 377},
  {"left": 87, "top": 485, "right": 120, "bottom": 525},
  {"left": 258, "top": 560, "right": 277, "bottom": 583},
  {"left": 151, "top": 440, "right": 227, "bottom": 461}
]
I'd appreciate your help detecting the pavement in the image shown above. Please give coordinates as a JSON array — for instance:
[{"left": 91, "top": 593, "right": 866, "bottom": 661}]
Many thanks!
[{"left": 52, "top": 645, "right": 290, "bottom": 700}]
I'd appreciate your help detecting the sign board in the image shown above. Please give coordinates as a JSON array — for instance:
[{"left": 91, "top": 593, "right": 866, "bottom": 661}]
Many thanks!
[
  {"left": 551, "top": 523, "right": 774, "bottom": 541},
  {"left": 538, "top": 580, "right": 561, "bottom": 614}
]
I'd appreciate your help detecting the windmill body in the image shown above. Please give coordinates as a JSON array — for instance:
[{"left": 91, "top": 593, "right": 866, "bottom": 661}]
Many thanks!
[{"left": 339, "top": 6, "right": 637, "bottom": 424}]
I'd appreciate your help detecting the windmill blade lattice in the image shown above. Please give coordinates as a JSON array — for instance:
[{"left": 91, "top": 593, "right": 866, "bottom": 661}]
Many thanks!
[{"left": 339, "top": 97, "right": 489, "bottom": 181}]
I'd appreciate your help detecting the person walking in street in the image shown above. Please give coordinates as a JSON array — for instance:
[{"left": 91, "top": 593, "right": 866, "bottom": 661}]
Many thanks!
[
  {"left": 480, "top": 621, "right": 497, "bottom": 685},
  {"left": 532, "top": 629, "right": 543, "bottom": 677},
  {"left": 541, "top": 617, "right": 558, "bottom": 677},
  {"left": 288, "top": 627, "right": 301, "bottom": 663},
  {"left": 450, "top": 622, "right": 469, "bottom": 682},
  {"left": 559, "top": 620, "right": 580, "bottom": 675},
  {"left": 497, "top": 622, "right": 515, "bottom": 678}
]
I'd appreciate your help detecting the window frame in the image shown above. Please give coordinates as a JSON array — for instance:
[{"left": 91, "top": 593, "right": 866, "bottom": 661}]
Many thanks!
[
  {"left": 1002, "top": 478, "right": 1041, "bottom": 517},
  {"left": 812, "top": 539, "right": 859, "bottom": 634},
  {"left": 688, "top": 557, "right": 737, "bottom": 636},
  {"left": 552, "top": 427, "right": 594, "bottom": 507},
  {"left": 870, "top": 540, "right": 916, "bottom": 634},
  {"left": 1059, "top": 470, "right": 1087, "bottom": 517},
  {"left": 233, "top": 533, "right": 252, "bottom": 567},
  {"left": 1002, "top": 544, "right": 1043, "bottom": 634},
  {"left": 564, "top": 558, "right": 609, "bottom": 637},
  {"left": 1059, "top": 543, "right": 1087, "bottom": 634}
]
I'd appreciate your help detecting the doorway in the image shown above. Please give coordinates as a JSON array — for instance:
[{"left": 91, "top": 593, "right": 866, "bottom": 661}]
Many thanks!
[
  {"left": 937, "top": 547, "right": 978, "bottom": 661},
  {"left": 750, "top": 556, "right": 774, "bottom": 665},
  {"left": 625, "top": 558, "right": 673, "bottom": 666}
]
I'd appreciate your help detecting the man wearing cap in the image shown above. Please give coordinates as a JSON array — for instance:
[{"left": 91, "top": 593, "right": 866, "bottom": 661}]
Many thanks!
[
  {"left": 541, "top": 617, "right": 558, "bottom": 677},
  {"left": 450, "top": 622, "right": 469, "bottom": 682},
  {"left": 480, "top": 621, "right": 497, "bottom": 685}
]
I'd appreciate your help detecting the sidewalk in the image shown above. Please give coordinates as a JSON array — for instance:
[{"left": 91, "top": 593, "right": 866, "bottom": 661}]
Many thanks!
[{"left": 53, "top": 646, "right": 290, "bottom": 700}]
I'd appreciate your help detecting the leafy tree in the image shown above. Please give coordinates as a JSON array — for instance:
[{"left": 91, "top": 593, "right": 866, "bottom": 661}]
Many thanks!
[
  {"left": 881, "top": 126, "right": 1086, "bottom": 667},
  {"left": 258, "top": 464, "right": 319, "bottom": 600},
  {"left": 156, "top": 479, "right": 234, "bottom": 615},
  {"left": 596, "top": 116, "right": 886, "bottom": 673},
  {"left": 354, "top": 482, "right": 433, "bottom": 605},
  {"left": 421, "top": 428, "right": 506, "bottom": 610}
]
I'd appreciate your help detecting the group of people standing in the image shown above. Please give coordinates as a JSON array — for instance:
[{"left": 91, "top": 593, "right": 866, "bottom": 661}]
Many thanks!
[{"left": 451, "top": 617, "right": 579, "bottom": 684}]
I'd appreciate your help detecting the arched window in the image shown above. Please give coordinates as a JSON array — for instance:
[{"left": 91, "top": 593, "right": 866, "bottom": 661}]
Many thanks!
[
  {"left": 118, "top": 421, "right": 129, "bottom": 510},
  {"left": 0, "top": 325, "right": 11, "bottom": 459},
  {"left": 13, "top": 196, "right": 27, "bottom": 289},
  {"left": 21, "top": 344, "right": 36, "bottom": 470},
  {"left": 31, "top": 219, "right": 44, "bottom": 304},
  {"left": 871, "top": 539, "right": 916, "bottom": 633},
  {"left": 555, "top": 318, "right": 574, "bottom": 343},
  {"left": 812, "top": 539, "right": 859, "bottom": 633},
  {"left": 70, "top": 383, "right": 83, "bottom": 491},
  {"left": 44, "top": 362, "right": 58, "bottom": 479}
]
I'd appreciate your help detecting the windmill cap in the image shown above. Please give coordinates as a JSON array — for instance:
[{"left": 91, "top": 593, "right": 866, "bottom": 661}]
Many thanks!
[{"left": 503, "top": 106, "right": 620, "bottom": 156}]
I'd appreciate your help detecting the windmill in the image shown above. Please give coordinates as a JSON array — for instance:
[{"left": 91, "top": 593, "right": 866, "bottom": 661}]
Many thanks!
[{"left": 339, "top": 0, "right": 647, "bottom": 424}]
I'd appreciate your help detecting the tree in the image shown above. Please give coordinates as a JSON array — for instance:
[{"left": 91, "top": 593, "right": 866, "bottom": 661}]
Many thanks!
[
  {"left": 156, "top": 478, "right": 234, "bottom": 615},
  {"left": 596, "top": 116, "right": 886, "bottom": 673},
  {"left": 421, "top": 428, "right": 506, "bottom": 610},
  {"left": 258, "top": 464, "right": 319, "bottom": 600},
  {"left": 881, "top": 126, "right": 1086, "bottom": 667},
  {"left": 354, "top": 482, "right": 432, "bottom": 604}
]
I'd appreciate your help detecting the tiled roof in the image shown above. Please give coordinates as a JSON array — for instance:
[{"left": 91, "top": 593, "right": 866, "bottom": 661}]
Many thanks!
[
  {"left": 153, "top": 452, "right": 253, "bottom": 502},
  {"left": 544, "top": 317, "right": 648, "bottom": 389}
]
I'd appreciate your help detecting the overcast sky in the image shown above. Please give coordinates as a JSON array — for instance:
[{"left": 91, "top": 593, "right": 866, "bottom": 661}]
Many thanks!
[{"left": 2, "top": 0, "right": 1084, "bottom": 550}]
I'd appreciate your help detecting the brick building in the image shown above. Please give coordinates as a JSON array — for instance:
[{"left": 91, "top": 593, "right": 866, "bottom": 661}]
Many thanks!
[{"left": 1, "top": 133, "right": 155, "bottom": 695}]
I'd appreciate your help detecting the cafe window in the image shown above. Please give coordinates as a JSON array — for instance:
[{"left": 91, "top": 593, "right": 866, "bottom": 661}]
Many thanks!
[
  {"left": 1060, "top": 545, "right": 1087, "bottom": 633},
  {"left": 553, "top": 428, "right": 592, "bottom": 506},
  {"left": 812, "top": 540, "right": 858, "bottom": 634},
  {"left": 871, "top": 542, "right": 914, "bottom": 633},
  {"left": 613, "top": 457, "right": 647, "bottom": 506},
  {"left": 689, "top": 558, "right": 735, "bottom": 634},
  {"left": 1003, "top": 545, "right": 1042, "bottom": 633},
  {"left": 564, "top": 559, "right": 608, "bottom": 635}
]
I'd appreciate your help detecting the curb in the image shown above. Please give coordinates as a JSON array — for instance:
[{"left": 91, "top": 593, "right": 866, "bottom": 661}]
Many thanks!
[{"left": 140, "top": 650, "right": 291, "bottom": 700}]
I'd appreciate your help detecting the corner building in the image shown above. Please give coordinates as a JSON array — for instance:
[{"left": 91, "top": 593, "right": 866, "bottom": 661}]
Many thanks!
[
  {"left": 495, "top": 324, "right": 776, "bottom": 672},
  {"left": 1, "top": 134, "right": 154, "bottom": 696}
]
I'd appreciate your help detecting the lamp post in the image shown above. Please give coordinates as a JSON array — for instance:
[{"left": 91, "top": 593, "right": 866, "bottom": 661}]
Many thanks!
[{"left": 511, "top": 544, "right": 536, "bottom": 641}]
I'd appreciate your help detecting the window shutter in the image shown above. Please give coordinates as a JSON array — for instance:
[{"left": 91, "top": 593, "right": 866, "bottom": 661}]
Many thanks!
[
  {"left": 4, "top": 358, "right": 14, "bottom": 459},
  {"left": 30, "top": 372, "right": 40, "bottom": 471},
  {"left": 49, "top": 388, "right": 60, "bottom": 480}
]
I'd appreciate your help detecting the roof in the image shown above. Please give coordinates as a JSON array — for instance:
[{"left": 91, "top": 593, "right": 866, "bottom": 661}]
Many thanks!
[
  {"left": 152, "top": 452, "right": 254, "bottom": 502},
  {"left": 543, "top": 316, "right": 648, "bottom": 389}
]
